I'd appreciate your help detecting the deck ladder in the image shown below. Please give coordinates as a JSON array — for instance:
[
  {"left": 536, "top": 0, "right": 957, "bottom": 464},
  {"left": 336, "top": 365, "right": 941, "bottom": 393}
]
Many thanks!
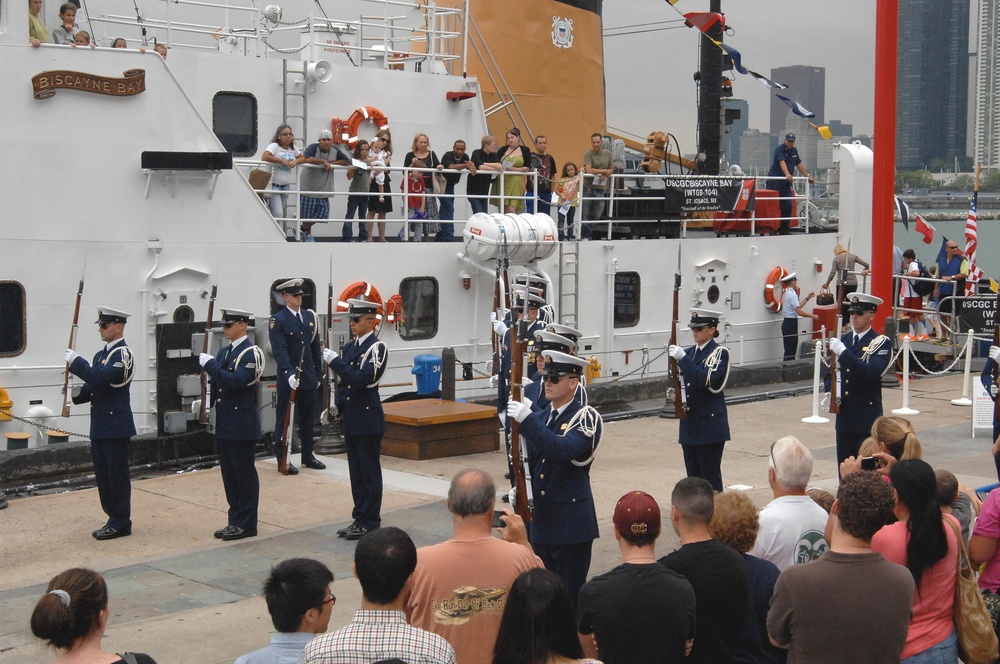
[
  {"left": 281, "top": 60, "right": 309, "bottom": 235},
  {"left": 558, "top": 241, "right": 579, "bottom": 328}
]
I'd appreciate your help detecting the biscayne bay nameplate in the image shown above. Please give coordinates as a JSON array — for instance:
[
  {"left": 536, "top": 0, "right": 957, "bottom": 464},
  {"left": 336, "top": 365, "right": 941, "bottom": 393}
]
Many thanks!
[{"left": 32, "top": 69, "right": 145, "bottom": 100}]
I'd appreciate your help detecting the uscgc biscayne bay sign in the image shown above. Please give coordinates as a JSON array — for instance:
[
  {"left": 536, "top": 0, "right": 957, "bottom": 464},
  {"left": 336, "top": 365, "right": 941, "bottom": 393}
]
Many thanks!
[{"left": 32, "top": 69, "right": 146, "bottom": 100}]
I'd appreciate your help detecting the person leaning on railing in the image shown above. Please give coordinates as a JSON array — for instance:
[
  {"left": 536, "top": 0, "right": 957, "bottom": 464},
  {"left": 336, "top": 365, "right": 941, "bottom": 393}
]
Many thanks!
[{"left": 823, "top": 244, "right": 870, "bottom": 325}]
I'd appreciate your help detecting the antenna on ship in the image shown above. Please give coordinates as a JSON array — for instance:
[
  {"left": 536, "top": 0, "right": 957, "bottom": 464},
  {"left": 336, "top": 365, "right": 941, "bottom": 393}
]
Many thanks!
[
  {"left": 130, "top": 0, "right": 148, "bottom": 46},
  {"left": 313, "top": 0, "right": 357, "bottom": 66}
]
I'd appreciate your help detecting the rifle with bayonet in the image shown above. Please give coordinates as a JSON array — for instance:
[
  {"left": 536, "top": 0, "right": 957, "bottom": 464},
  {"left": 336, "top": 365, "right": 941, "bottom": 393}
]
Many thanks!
[
  {"left": 61, "top": 263, "right": 86, "bottom": 418},
  {"left": 669, "top": 245, "right": 687, "bottom": 419},
  {"left": 830, "top": 241, "right": 852, "bottom": 415},
  {"left": 278, "top": 345, "right": 307, "bottom": 475},
  {"left": 508, "top": 268, "right": 533, "bottom": 524},
  {"left": 198, "top": 284, "right": 217, "bottom": 425}
]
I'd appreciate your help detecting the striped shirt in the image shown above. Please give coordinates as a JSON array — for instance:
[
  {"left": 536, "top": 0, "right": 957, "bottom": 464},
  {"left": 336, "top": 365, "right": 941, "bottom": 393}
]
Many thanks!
[{"left": 303, "top": 610, "right": 456, "bottom": 664}]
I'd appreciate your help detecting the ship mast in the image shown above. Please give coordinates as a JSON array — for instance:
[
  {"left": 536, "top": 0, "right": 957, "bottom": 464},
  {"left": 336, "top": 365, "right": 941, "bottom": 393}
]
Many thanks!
[{"left": 696, "top": 0, "right": 723, "bottom": 175}]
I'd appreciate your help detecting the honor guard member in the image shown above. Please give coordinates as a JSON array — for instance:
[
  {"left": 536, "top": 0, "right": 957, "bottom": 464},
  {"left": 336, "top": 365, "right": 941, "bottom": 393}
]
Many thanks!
[
  {"left": 269, "top": 278, "right": 326, "bottom": 474},
  {"left": 323, "top": 298, "right": 388, "bottom": 540},
  {"left": 196, "top": 308, "right": 264, "bottom": 541},
  {"left": 668, "top": 309, "right": 731, "bottom": 492},
  {"left": 524, "top": 329, "right": 579, "bottom": 411},
  {"left": 64, "top": 307, "right": 136, "bottom": 540},
  {"left": 824, "top": 293, "right": 890, "bottom": 469},
  {"left": 506, "top": 350, "right": 603, "bottom": 608},
  {"left": 982, "top": 345, "right": 1000, "bottom": 482}
]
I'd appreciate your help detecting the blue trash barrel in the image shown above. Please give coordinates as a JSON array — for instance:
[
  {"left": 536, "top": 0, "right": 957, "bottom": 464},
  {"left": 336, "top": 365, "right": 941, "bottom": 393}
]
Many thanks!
[{"left": 411, "top": 354, "right": 443, "bottom": 394}]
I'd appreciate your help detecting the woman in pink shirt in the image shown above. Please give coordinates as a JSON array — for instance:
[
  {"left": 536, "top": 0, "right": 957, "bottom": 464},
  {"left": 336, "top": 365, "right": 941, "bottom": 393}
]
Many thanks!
[{"left": 871, "top": 459, "right": 958, "bottom": 662}]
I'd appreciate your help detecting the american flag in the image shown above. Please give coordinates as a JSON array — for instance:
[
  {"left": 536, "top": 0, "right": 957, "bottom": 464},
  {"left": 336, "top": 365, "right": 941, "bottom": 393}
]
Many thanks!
[{"left": 964, "top": 190, "right": 982, "bottom": 294}]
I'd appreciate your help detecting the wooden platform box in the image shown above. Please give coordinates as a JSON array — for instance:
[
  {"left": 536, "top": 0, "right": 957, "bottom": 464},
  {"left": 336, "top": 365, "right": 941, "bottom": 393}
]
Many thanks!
[{"left": 382, "top": 399, "right": 499, "bottom": 460}]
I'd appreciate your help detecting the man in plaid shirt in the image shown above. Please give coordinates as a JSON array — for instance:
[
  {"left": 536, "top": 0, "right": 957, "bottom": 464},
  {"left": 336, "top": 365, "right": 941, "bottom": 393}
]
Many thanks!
[{"left": 304, "top": 527, "right": 456, "bottom": 664}]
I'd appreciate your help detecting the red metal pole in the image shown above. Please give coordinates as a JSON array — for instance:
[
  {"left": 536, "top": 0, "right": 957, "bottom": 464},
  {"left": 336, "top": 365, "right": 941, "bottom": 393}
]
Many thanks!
[{"left": 872, "top": 0, "right": 897, "bottom": 332}]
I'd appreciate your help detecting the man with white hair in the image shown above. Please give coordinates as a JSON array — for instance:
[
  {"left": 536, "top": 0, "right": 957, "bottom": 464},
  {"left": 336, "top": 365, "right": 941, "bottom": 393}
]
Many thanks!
[{"left": 749, "top": 435, "right": 829, "bottom": 572}]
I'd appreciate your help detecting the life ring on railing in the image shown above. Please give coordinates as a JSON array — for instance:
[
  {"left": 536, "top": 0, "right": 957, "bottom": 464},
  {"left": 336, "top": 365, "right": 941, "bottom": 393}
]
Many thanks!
[
  {"left": 384, "top": 294, "right": 404, "bottom": 325},
  {"left": 763, "top": 266, "right": 788, "bottom": 313},
  {"left": 345, "top": 106, "right": 390, "bottom": 147},
  {"left": 337, "top": 282, "right": 384, "bottom": 326}
]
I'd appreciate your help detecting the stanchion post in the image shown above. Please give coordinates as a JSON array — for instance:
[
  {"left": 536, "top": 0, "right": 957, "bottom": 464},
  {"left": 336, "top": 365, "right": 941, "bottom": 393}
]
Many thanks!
[
  {"left": 892, "top": 337, "right": 920, "bottom": 415},
  {"left": 802, "top": 339, "right": 830, "bottom": 424},
  {"left": 951, "top": 329, "right": 974, "bottom": 406}
]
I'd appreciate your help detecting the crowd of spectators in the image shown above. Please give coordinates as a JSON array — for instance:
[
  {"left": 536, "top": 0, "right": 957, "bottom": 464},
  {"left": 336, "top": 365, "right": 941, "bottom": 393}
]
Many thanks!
[{"left": 28, "top": 0, "right": 169, "bottom": 53}]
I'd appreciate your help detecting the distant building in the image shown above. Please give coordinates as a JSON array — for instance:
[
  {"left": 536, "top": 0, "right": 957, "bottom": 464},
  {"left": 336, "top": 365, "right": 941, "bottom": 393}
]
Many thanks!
[
  {"left": 896, "top": 0, "right": 969, "bottom": 170},
  {"left": 723, "top": 99, "right": 749, "bottom": 168},
  {"left": 769, "top": 66, "right": 825, "bottom": 174},
  {"left": 738, "top": 129, "right": 774, "bottom": 175},
  {"left": 972, "top": 0, "right": 999, "bottom": 168},
  {"left": 827, "top": 120, "right": 853, "bottom": 137}
]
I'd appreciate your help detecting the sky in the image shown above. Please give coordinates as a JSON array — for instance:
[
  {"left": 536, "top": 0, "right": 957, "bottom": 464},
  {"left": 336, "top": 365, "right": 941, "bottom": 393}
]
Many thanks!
[{"left": 602, "top": 0, "right": 877, "bottom": 150}]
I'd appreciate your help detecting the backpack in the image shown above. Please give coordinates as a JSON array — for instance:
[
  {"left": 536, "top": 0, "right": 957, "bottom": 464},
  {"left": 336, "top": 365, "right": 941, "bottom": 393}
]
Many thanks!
[{"left": 912, "top": 264, "right": 934, "bottom": 297}]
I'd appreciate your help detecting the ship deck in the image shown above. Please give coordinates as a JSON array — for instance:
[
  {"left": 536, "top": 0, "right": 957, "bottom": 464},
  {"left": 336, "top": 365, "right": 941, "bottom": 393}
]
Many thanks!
[{"left": 1, "top": 374, "right": 992, "bottom": 663}]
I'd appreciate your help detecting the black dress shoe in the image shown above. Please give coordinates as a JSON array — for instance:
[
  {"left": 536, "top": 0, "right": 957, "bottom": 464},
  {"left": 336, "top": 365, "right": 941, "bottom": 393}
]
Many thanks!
[
  {"left": 92, "top": 525, "right": 131, "bottom": 540},
  {"left": 302, "top": 458, "right": 327, "bottom": 470},
  {"left": 343, "top": 524, "right": 374, "bottom": 541},
  {"left": 219, "top": 525, "right": 257, "bottom": 541},
  {"left": 336, "top": 523, "right": 355, "bottom": 537},
  {"left": 281, "top": 464, "right": 299, "bottom": 475},
  {"left": 214, "top": 527, "right": 227, "bottom": 539}
]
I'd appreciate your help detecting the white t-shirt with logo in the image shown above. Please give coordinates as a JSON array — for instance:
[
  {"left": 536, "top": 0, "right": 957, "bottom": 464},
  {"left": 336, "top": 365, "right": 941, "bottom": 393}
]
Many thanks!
[{"left": 749, "top": 494, "right": 829, "bottom": 572}]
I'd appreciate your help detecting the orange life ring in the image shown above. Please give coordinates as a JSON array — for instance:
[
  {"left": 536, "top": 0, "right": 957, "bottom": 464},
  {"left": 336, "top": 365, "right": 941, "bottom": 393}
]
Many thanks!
[
  {"left": 763, "top": 266, "right": 788, "bottom": 313},
  {"left": 337, "top": 282, "right": 384, "bottom": 326},
  {"left": 384, "top": 293, "right": 404, "bottom": 325},
  {"left": 345, "top": 106, "right": 390, "bottom": 147}
]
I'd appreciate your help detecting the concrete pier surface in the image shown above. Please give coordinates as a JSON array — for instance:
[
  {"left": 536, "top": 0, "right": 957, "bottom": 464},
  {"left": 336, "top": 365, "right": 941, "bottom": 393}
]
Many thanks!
[{"left": 1, "top": 374, "right": 993, "bottom": 663}]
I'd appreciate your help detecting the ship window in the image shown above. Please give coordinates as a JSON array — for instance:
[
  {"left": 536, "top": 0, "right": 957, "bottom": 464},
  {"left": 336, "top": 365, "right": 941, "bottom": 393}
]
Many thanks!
[
  {"left": 0, "top": 282, "right": 26, "bottom": 356},
  {"left": 269, "top": 279, "right": 318, "bottom": 315},
  {"left": 212, "top": 92, "right": 257, "bottom": 157},
  {"left": 398, "top": 277, "right": 438, "bottom": 340},
  {"left": 613, "top": 272, "right": 640, "bottom": 328}
]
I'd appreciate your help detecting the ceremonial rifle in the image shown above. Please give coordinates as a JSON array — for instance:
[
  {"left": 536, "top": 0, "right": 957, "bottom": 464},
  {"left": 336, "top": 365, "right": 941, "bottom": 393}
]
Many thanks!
[
  {"left": 278, "top": 345, "right": 307, "bottom": 475},
  {"left": 324, "top": 260, "right": 334, "bottom": 417},
  {"left": 506, "top": 251, "right": 532, "bottom": 523},
  {"left": 61, "top": 262, "right": 86, "bottom": 418},
  {"left": 669, "top": 244, "right": 687, "bottom": 418},
  {"left": 830, "top": 240, "right": 852, "bottom": 415},
  {"left": 198, "top": 284, "right": 217, "bottom": 425}
]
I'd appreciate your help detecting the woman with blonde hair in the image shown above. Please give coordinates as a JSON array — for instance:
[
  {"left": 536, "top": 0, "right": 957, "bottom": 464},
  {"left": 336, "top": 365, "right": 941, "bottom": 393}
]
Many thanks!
[
  {"left": 823, "top": 244, "right": 871, "bottom": 326},
  {"left": 31, "top": 567, "right": 158, "bottom": 663}
]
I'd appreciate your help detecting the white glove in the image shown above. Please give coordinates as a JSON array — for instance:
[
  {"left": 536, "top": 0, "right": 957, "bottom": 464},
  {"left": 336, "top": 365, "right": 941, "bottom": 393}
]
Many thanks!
[
  {"left": 491, "top": 312, "right": 508, "bottom": 337},
  {"left": 821, "top": 392, "right": 830, "bottom": 412},
  {"left": 507, "top": 400, "right": 531, "bottom": 423},
  {"left": 497, "top": 411, "right": 507, "bottom": 427},
  {"left": 489, "top": 374, "right": 499, "bottom": 389},
  {"left": 288, "top": 374, "right": 300, "bottom": 390},
  {"left": 668, "top": 345, "right": 686, "bottom": 361},
  {"left": 520, "top": 395, "right": 532, "bottom": 409},
  {"left": 198, "top": 353, "right": 213, "bottom": 367},
  {"left": 320, "top": 405, "right": 338, "bottom": 425},
  {"left": 830, "top": 338, "right": 847, "bottom": 356},
  {"left": 64, "top": 349, "right": 80, "bottom": 364},
  {"left": 190, "top": 399, "right": 207, "bottom": 414},
  {"left": 990, "top": 346, "right": 1000, "bottom": 362},
  {"left": 323, "top": 348, "right": 338, "bottom": 364}
]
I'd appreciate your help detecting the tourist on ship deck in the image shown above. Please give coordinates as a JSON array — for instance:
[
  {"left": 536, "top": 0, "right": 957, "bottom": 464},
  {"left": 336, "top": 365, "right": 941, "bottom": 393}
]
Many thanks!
[
  {"left": 31, "top": 568, "right": 159, "bottom": 663},
  {"left": 262, "top": 124, "right": 302, "bottom": 225},
  {"left": 468, "top": 135, "right": 501, "bottom": 215},
  {"left": 438, "top": 139, "right": 474, "bottom": 241},
  {"left": 580, "top": 133, "right": 613, "bottom": 241},
  {"left": 344, "top": 140, "right": 371, "bottom": 242},
  {"left": 296, "top": 129, "right": 350, "bottom": 242},
  {"left": 28, "top": 0, "right": 49, "bottom": 46},
  {"left": 934, "top": 239, "right": 969, "bottom": 342},
  {"left": 50, "top": 2, "right": 77, "bottom": 44},
  {"left": 403, "top": 133, "right": 441, "bottom": 239},
  {"left": 822, "top": 244, "right": 871, "bottom": 326},
  {"left": 365, "top": 130, "right": 392, "bottom": 243},
  {"left": 553, "top": 162, "right": 580, "bottom": 240},
  {"left": 778, "top": 272, "right": 817, "bottom": 362},
  {"left": 899, "top": 248, "right": 930, "bottom": 340},
  {"left": 528, "top": 134, "right": 557, "bottom": 216},
  {"left": 493, "top": 128, "right": 531, "bottom": 213},
  {"left": 766, "top": 133, "right": 813, "bottom": 236}
]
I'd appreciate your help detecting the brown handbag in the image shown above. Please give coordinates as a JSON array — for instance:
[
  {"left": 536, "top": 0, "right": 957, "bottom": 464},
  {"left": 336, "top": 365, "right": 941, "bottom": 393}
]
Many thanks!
[
  {"left": 248, "top": 168, "right": 271, "bottom": 201},
  {"left": 815, "top": 286, "right": 835, "bottom": 306},
  {"left": 947, "top": 518, "right": 999, "bottom": 664}
]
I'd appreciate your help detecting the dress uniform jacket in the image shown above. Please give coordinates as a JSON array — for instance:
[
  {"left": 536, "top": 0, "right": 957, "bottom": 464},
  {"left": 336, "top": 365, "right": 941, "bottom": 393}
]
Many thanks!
[
  {"left": 519, "top": 397, "right": 600, "bottom": 546},
  {"left": 524, "top": 378, "right": 549, "bottom": 411},
  {"left": 70, "top": 340, "right": 136, "bottom": 440},
  {"left": 824, "top": 328, "right": 889, "bottom": 433},
  {"left": 331, "top": 332, "right": 388, "bottom": 436},
  {"left": 498, "top": 315, "right": 548, "bottom": 409},
  {"left": 677, "top": 339, "right": 730, "bottom": 446},
  {"left": 204, "top": 339, "right": 262, "bottom": 441},
  {"left": 269, "top": 307, "right": 323, "bottom": 389}
]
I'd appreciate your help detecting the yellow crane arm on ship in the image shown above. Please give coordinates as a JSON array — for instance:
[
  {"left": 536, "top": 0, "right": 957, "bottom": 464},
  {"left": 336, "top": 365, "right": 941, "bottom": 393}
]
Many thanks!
[{"left": 607, "top": 131, "right": 699, "bottom": 173}]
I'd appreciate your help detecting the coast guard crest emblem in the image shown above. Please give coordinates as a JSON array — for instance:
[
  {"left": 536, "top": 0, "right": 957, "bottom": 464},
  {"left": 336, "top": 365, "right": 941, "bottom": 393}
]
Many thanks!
[{"left": 551, "top": 16, "right": 573, "bottom": 49}]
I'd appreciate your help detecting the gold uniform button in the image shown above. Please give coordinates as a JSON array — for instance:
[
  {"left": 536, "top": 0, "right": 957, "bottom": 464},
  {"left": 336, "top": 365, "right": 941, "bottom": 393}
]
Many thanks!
[
  {"left": 539, "top": 474, "right": 545, "bottom": 479},
  {"left": 540, "top": 490, "right": 546, "bottom": 496}
]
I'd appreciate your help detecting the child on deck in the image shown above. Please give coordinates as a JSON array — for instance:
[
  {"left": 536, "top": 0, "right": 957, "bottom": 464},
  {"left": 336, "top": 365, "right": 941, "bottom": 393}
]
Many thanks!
[
  {"left": 552, "top": 162, "right": 580, "bottom": 241},
  {"left": 405, "top": 158, "right": 428, "bottom": 241}
]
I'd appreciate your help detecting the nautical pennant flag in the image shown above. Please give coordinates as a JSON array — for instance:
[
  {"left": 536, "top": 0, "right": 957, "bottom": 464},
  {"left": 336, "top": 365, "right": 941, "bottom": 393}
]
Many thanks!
[
  {"left": 684, "top": 12, "right": 724, "bottom": 32},
  {"left": 964, "top": 191, "right": 982, "bottom": 294},
  {"left": 894, "top": 195, "right": 911, "bottom": 230},
  {"left": 776, "top": 95, "right": 815, "bottom": 118},
  {"left": 748, "top": 70, "right": 789, "bottom": 90},
  {"left": 915, "top": 214, "right": 935, "bottom": 244},
  {"left": 720, "top": 43, "right": 749, "bottom": 75},
  {"left": 895, "top": 195, "right": 936, "bottom": 243}
]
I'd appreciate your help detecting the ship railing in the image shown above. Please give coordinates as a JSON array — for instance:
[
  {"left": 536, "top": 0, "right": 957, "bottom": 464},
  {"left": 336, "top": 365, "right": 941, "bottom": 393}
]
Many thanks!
[
  {"left": 234, "top": 158, "right": 539, "bottom": 240},
  {"left": 891, "top": 272, "right": 976, "bottom": 350},
  {"left": 87, "top": 0, "right": 465, "bottom": 73}
]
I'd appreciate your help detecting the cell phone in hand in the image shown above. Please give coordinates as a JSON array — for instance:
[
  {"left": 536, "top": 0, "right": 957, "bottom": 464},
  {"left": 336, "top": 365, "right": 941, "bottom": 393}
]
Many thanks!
[
  {"left": 861, "top": 456, "right": 878, "bottom": 471},
  {"left": 492, "top": 510, "right": 505, "bottom": 528}
]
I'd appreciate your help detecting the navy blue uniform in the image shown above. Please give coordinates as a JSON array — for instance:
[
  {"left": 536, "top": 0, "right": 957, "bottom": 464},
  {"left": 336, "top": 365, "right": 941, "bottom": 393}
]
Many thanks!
[
  {"left": 981, "top": 359, "right": 1000, "bottom": 482},
  {"left": 678, "top": 340, "right": 730, "bottom": 492},
  {"left": 330, "top": 332, "right": 388, "bottom": 530},
  {"left": 766, "top": 143, "right": 800, "bottom": 233},
  {"left": 824, "top": 329, "right": 890, "bottom": 464},
  {"left": 70, "top": 340, "right": 136, "bottom": 531},
  {"left": 204, "top": 339, "right": 262, "bottom": 531},
  {"left": 524, "top": 377, "right": 549, "bottom": 411},
  {"left": 269, "top": 307, "right": 323, "bottom": 462},
  {"left": 519, "top": 396, "right": 601, "bottom": 607}
]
